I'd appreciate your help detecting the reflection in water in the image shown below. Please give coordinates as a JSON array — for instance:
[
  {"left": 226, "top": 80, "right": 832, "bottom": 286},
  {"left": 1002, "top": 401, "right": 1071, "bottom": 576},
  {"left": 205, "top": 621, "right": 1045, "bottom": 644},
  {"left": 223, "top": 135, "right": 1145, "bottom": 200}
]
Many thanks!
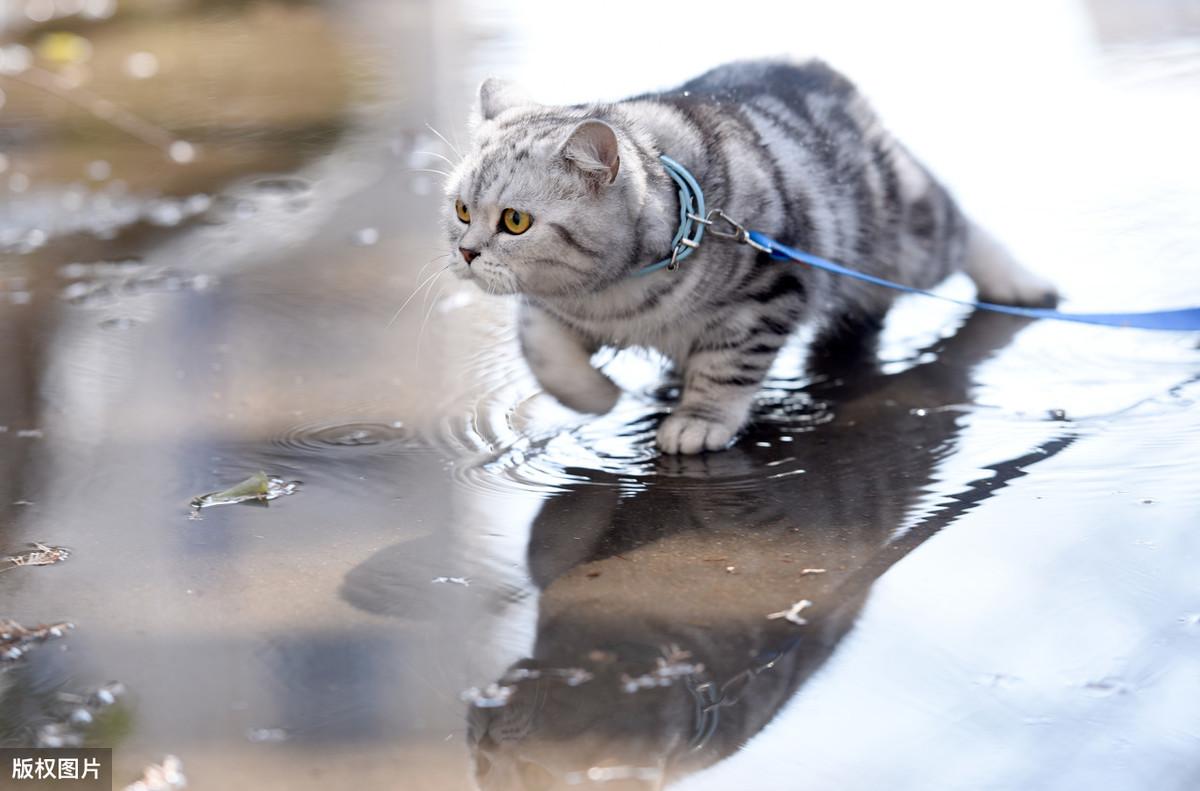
[{"left": 463, "top": 314, "right": 1072, "bottom": 789}]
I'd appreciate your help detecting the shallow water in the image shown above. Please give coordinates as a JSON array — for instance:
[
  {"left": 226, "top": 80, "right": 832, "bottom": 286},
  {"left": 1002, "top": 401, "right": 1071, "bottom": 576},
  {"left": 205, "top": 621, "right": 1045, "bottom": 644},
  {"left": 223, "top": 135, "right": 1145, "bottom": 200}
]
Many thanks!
[{"left": 2, "top": 1, "right": 1199, "bottom": 789}]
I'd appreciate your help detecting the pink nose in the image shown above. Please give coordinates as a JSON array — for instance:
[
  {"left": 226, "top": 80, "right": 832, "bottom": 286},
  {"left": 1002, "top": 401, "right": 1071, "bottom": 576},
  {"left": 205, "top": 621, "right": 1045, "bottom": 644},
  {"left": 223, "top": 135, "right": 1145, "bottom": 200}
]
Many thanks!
[{"left": 459, "top": 247, "right": 479, "bottom": 264}]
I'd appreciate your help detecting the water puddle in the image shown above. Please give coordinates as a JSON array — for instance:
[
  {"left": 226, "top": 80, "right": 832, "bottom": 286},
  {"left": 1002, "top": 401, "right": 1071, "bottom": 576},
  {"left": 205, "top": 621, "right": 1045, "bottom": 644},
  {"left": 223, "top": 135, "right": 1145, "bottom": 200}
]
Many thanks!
[{"left": 1, "top": 1, "right": 1198, "bottom": 789}]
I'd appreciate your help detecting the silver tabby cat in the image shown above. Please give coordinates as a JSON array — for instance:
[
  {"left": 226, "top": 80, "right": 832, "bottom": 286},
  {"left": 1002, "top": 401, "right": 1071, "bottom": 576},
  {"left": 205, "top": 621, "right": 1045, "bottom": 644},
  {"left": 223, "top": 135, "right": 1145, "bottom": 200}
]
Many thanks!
[{"left": 443, "top": 59, "right": 1056, "bottom": 454}]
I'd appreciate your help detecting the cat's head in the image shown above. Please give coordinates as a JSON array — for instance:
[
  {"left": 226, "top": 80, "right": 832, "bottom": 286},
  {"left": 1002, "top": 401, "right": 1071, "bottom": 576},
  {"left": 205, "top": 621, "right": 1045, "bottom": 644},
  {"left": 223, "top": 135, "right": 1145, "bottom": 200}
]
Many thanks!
[{"left": 443, "top": 80, "right": 650, "bottom": 299}]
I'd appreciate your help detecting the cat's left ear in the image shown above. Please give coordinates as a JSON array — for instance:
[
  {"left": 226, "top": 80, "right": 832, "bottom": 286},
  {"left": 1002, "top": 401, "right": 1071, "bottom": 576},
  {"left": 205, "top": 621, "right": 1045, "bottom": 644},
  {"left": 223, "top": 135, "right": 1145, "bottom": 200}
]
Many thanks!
[
  {"left": 475, "top": 78, "right": 536, "bottom": 122},
  {"left": 559, "top": 120, "right": 620, "bottom": 186}
]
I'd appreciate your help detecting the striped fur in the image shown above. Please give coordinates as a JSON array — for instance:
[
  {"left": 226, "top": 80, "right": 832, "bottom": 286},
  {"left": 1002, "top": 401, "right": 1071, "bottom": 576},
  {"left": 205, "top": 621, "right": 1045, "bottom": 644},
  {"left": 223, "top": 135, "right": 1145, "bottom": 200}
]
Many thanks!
[{"left": 444, "top": 59, "right": 1056, "bottom": 454}]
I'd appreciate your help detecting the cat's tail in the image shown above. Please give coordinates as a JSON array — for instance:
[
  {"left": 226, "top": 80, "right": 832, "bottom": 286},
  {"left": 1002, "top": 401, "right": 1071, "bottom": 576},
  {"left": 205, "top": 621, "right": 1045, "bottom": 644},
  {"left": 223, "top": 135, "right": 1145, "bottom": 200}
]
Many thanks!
[{"left": 963, "top": 224, "right": 1059, "bottom": 308}]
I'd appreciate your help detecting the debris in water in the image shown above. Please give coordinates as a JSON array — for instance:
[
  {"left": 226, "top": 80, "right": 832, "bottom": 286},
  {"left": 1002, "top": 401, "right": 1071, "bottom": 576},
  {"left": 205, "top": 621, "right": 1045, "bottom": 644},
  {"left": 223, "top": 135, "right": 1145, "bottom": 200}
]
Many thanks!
[
  {"left": 352, "top": 227, "right": 379, "bottom": 247},
  {"left": 87, "top": 159, "right": 112, "bottom": 181},
  {"left": 800, "top": 568, "right": 826, "bottom": 575},
  {"left": 37, "top": 681, "right": 127, "bottom": 747},
  {"left": 500, "top": 667, "right": 594, "bottom": 687},
  {"left": 91, "top": 681, "right": 126, "bottom": 707},
  {"left": 1, "top": 541, "right": 70, "bottom": 572},
  {"left": 245, "top": 727, "right": 289, "bottom": 743},
  {"left": 123, "top": 51, "right": 160, "bottom": 80},
  {"left": 1, "top": 619, "right": 75, "bottom": 662},
  {"left": 146, "top": 199, "right": 185, "bottom": 227},
  {"left": 431, "top": 576, "right": 470, "bottom": 586},
  {"left": 975, "top": 672, "right": 1021, "bottom": 689},
  {"left": 58, "top": 262, "right": 214, "bottom": 306},
  {"left": 37, "top": 722, "right": 82, "bottom": 748},
  {"left": 168, "top": 141, "right": 196, "bottom": 164},
  {"left": 553, "top": 667, "right": 594, "bottom": 687},
  {"left": 565, "top": 766, "right": 663, "bottom": 785},
  {"left": 1080, "top": 677, "right": 1131, "bottom": 697},
  {"left": 123, "top": 755, "right": 186, "bottom": 791},
  {"left": 620, "top": 646, "right": 704, "bottom": 693},
  {"left": 766, "top": 599, "right": 813, "bottom": 626},
  {"left": 189, "top": 471, "right": 300, "bottom": 517},
  {"left": 99, "top": 317, "right": 140, "bottom": 331},
  {"left": 460, "top": 683, "right": 515, "bottom": 708}
]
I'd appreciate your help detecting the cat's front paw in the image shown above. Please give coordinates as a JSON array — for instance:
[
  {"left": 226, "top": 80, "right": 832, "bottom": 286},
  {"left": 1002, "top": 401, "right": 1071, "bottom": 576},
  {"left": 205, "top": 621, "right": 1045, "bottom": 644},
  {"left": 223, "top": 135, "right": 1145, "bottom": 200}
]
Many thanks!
[
  {"left": 546, "top": 373, "right": 621, "bottom": 415},
  {"left": 657, "top": 412, "right": 739, "bottom": 455}
]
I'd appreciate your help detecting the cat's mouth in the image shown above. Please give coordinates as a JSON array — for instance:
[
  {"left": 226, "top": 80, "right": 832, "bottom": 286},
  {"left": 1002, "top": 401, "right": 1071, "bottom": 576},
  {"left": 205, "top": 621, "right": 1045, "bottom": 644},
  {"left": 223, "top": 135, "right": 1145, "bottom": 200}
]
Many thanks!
[{"left": 453, "top": 256, "right": 523, "bottom": 296}]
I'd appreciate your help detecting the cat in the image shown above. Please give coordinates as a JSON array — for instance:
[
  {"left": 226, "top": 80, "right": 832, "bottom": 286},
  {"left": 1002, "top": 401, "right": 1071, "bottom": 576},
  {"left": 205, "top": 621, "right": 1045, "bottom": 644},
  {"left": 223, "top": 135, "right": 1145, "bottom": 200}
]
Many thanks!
[{"left": 443, "top": 58, "right": 1057, "bottom": 454}]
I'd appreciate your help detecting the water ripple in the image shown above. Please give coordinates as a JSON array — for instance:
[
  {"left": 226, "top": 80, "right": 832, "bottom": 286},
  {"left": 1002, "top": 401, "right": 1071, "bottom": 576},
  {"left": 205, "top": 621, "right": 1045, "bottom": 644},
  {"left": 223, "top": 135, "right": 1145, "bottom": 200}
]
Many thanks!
[{"left": 270, "top": 420, "right": 417, "bottom": 456}]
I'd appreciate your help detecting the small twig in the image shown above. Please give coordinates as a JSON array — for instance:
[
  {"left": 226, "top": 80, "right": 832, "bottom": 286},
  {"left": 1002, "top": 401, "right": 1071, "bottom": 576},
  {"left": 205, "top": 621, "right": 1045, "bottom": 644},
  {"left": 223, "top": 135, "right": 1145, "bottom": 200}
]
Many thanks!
[
  {"left": 1, "top": 542, "right": 70, "bottom": 572},
  {"left": 766, "top": 599, "right": 812, "bottom": 625},
  {"left": 2, "top": 67, "right": 191, "bottom": 160}
]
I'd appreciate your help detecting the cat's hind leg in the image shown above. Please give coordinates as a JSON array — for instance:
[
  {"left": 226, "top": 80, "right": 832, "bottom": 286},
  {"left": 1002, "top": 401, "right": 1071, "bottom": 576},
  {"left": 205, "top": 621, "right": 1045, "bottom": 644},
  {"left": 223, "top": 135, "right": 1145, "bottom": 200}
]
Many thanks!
[{"left": 964, "top": 225, "right": 1058, "bottom": 307}]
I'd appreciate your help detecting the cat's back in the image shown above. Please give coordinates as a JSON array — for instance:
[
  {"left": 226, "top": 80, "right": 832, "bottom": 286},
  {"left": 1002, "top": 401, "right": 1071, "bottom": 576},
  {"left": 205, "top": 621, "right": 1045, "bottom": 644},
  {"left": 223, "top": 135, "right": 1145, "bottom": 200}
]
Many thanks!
[
  {"left": 619, "top": 58, "right": 868, "bottom": 129},
  {"left": 669, "top": 58, "right": 859, "bottom": 107}
]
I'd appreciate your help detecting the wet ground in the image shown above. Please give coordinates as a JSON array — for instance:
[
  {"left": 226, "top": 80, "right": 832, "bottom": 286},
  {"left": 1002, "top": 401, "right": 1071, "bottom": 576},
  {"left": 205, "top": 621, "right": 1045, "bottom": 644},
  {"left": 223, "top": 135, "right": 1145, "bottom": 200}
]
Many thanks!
[{"left": 2, "top": 1, "right": 1199, "bottom": 789}]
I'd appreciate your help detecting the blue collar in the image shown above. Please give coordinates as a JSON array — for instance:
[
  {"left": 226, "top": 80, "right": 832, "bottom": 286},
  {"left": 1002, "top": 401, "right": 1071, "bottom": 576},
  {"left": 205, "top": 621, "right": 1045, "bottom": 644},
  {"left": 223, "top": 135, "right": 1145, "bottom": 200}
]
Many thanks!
[{"left": 632, "top": 155, "right": 707, "bottom": 276}]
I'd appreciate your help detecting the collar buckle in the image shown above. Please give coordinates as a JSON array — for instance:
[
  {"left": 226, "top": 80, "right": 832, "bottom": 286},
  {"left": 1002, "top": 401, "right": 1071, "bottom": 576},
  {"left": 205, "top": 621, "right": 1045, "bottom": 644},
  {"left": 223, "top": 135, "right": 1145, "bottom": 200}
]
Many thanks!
[{"left": 700, "top": 208, "right": 772, "bottom": 254}]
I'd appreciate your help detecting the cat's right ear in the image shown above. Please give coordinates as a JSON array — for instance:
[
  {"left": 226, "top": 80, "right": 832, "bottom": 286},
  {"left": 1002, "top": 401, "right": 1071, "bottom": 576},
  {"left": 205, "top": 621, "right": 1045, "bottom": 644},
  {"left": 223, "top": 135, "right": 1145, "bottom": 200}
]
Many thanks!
[
  {"left": 474, "top": 78, "right": 535, "bottom": 123},
  {"left": 559, "top": 120, "right": 620, "bottom": 186}
]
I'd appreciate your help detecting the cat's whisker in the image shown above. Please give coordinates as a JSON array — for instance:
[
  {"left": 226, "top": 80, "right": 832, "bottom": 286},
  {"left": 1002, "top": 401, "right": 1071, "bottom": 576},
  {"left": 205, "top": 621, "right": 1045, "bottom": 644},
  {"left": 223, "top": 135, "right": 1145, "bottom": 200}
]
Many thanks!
[
  {"left": 415, "top": 273, "right": 453, "bottom": 365},
  {"left": 406, "top": 168, "right": 452, "bottom": 179},
  {"left": 387, "top": 263, "right": 453, "bottom": 328},
  {"left": 412, "top": 150, "right": 458, "bottom": 168},
  {"left": 416, "top": 252, "right": 451, "bottom": 282},
  {"left": 424, "top": 122, "right": 463, "bottom": 161}
]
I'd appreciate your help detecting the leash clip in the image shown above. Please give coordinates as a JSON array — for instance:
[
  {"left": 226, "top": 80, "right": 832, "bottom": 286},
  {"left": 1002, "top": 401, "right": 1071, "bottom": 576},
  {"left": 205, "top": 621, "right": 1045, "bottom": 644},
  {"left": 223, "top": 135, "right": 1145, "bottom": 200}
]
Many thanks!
[
  {"left": 667, "top": 237, "right": 700, "bottom": 271},
  {"left": 691, "top": 209, "right": 772, "bottom": 254}
]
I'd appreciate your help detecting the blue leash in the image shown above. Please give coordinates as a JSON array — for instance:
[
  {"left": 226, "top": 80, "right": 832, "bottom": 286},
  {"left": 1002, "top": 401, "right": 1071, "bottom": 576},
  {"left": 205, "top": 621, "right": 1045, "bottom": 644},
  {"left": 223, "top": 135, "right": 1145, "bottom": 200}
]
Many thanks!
[
  {"left": 750, "top": 233, "right": 1200, "bottom": 331},
  {"left": 635, "top": 156, "right": 1200, "bottom": 332}
]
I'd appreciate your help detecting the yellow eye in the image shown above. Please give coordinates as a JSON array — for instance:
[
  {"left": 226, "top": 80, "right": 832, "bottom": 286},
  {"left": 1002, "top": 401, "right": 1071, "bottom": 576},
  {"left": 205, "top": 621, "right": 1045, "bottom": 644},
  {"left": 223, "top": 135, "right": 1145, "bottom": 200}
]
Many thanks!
[
  {"left": 501, "top": 208, "right": 533, "bottom": 235},
  {"left": 455, "top": 199, "right": 470, "bottom": 223}
]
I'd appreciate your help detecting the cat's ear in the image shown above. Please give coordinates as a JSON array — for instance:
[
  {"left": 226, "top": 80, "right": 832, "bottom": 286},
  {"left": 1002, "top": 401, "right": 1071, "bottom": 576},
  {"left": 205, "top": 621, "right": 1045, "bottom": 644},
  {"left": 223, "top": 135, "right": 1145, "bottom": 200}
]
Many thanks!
[
  {"left": 559, "top": 120, "right": 620, "bottom": 186},
  {"left": 475, "top": 78, "right": 535, "bottom": 122}
]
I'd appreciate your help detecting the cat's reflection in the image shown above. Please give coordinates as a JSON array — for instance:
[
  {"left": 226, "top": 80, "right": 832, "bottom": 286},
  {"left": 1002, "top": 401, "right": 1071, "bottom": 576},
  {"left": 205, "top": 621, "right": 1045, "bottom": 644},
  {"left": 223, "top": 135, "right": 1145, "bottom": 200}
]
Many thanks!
[{"left": 467, "top": 313, "right": 1072, "bottom": 791}]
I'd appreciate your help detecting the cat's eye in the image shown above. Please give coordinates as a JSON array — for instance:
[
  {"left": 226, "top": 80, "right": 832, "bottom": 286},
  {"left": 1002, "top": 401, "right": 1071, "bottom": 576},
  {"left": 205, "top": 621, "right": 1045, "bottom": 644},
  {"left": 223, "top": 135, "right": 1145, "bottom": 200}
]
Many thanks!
[
  {"left": 455, "top": 198, "right": 470, "bottom": 223},
  {"left": 500, "top": 208, "right": 533, "bottom": 235}
]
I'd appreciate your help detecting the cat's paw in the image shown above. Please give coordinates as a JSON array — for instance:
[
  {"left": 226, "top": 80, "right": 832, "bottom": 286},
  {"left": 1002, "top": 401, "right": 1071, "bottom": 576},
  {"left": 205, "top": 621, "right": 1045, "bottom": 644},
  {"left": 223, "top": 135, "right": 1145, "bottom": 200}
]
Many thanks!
[
  {"left": 546, "top": 373, "right": 621, "bottom": 415},
  {"left": 657, "top": 413, "right": 739, "bottom": 455},
  {"left": 975, "top": 268, "right": 1059, "bottom": 308},
  {"left": 965, "top": 227, "right": 1059, "bottom": 308}
]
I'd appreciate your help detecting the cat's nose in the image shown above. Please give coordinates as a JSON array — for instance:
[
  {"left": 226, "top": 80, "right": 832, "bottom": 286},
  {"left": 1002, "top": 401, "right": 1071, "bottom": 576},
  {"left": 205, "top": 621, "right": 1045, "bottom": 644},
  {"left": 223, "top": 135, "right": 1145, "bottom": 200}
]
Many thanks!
[{"left": 459, "top": 247, "right": 479, "bottom": 264}]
